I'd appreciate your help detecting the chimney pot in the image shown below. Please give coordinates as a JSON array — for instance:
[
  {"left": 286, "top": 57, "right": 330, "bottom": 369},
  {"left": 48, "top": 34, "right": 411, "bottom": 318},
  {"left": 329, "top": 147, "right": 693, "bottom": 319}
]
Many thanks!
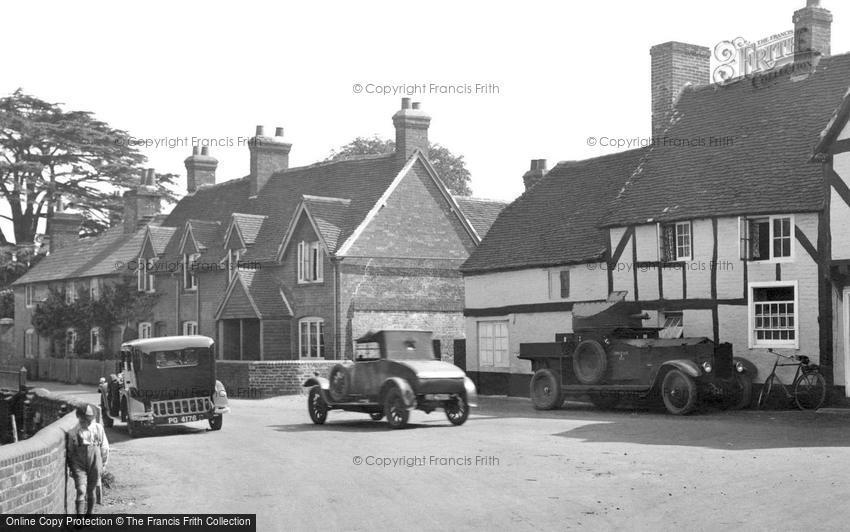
[
  {"left": 255, "top": 125, "right": 265, "bottom": 136},
  {"left": 412, "top": 102, "right": 421, "bottom": 110},
  {"left": 275, "top": 127, "right": 284, "bottom": 137},
  {"left": 201, "top": 146, "right": 209, "bottom": 156},
  {"left": 193, "top": 146, "right": 200, "bottom": 156},
  {"left": 401, "top": 97, "right": 411, "bottom": 109}
]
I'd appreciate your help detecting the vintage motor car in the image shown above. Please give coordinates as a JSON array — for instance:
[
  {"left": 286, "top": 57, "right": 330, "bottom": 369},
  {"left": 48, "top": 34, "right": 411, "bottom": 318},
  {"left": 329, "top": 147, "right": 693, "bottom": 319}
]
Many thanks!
[
  {"left": 303, "top": 329, "right": 478, "bottom": 429},
  {"left": 518, "top": 294, "right": 756, "bottom": 415},
  {"left": 98, "top": 336, "right": 230, "bottom": 437}
]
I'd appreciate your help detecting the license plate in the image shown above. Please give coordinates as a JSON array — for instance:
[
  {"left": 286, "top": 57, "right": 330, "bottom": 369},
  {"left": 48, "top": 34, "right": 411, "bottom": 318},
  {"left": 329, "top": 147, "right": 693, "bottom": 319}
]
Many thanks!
[{"left": 167, "top": 414, "right": 199, "bottom": 424}]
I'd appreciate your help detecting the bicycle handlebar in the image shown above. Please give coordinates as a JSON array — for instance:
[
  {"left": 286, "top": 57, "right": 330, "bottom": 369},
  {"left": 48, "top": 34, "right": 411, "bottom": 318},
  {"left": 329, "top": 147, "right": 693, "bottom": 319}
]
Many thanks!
[{"left": 766, "top": 348, "right": 810, "bottom": 364}]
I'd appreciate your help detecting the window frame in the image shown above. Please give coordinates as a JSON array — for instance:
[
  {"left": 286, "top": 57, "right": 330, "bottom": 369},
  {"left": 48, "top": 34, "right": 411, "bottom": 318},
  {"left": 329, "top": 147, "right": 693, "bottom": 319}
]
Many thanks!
[
  {"left": 297, "top": 241, "right": 323, "bottom": 284},
  {"left": 739, "top": 215, "right": 795, "bottom": 263},
  {"left": 90, "top": 327, "right": 104, "bottom": 353},
  {"left": 477, "top": 320, "right": 510, "bottom": 368},
  {"left": 748, "top": 281, "right": 799, "bottom": 349},
  {"left": 25, "top": 328, "right": 36, "bottom": 358},
  {"left": 65, "top": 328, "right": 78, "bottom": 357},
  {"left": 137, "top": 258, "right": 156, "bottom": 293},
  {"left": 138, "top": 322, "right": 152, "bottom": 339},
  {"left": 65, "top": 281, "right": 78, "bottom": 304},
  {"left": 298, "top": 317, "right": 325, "bottom": 359},
  {"left": 548, "top": 268, "right": 571, "bottom": 300},
  {"left": 183, "top": 321, "right": 199, "bottom": 336},
  {"left": 183, "top": 253, "right": 200, "bottom": 290},
  {"left": 658, "top": 221, "right": 693, "bottom": 262},
  {"left": 227, "top": 248, "right": 242, "bottom": 278},
  {"left": 25, "top": 285, "right": 35, "bottom": 307}
]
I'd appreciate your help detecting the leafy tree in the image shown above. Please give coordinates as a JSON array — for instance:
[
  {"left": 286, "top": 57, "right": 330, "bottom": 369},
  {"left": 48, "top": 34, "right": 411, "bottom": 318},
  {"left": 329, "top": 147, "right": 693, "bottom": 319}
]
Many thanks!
[
  {"left": 326, "top": 136, "right": 472, "bottom": 196},
  {"left": 0, "top": 89, "right": 177, "bottom": 245},
  {"left": 0, "top": 289, "right": 13, "bottom": 319}
]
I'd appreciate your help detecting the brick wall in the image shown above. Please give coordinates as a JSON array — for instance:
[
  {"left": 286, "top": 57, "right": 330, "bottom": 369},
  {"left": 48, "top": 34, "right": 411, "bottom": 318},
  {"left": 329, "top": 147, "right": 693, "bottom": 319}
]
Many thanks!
[
  {"left": 216, "top": 360, "right": 348, "bottom": 398},
  {"left": 650, "top": 41, "right": 710, "bottom": 138}
]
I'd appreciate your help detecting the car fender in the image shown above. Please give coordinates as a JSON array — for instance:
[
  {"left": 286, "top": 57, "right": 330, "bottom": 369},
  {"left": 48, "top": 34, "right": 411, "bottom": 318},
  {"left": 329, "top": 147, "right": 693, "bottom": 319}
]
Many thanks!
[
  {"left": 732, "top": 357, "right": 757, "bottom": 379},
  {"left": 380, "top": 377, "right": 416, "bottom": 409},
  {"left": 655, "top": 360, "right": 702, "bottom": 386},
  {"left": 303, "top": 376, "right": 330, "bottom": 390},
  {"left": 463, "top": 376, "right": 478, "bottom": 408},
  {"left": 213, "top": 380, "right": 230, "bottom": 414}
]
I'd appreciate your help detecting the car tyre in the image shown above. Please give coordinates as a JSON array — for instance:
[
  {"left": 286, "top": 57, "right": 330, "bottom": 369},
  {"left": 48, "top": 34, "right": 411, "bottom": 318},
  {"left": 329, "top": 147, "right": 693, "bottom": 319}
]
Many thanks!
[
  {"left": 308, "top": 386, "right": 328, "bottom": 425},
  {"left": 328, "top": 364, "right": 350, "bottom": 403},
  {"left": 729, "top": 373, "right": 753, "bottom": 410},
  {"left": 530, "top": 369, "right": 562, "bottom": 410},
  {"left": 384, "top": 388, "right": 409, "bottom": 429},
  {"left": 661, "top": 369, "right": 697, "bottom": 415},
  {"left": 572, "top": 339, "right": 608, "bottom": 385},
  {"left": 369, "top": 412, "right": 384, "bottom": 421},
  {"left": 209, "top": 414, "right": 223, "bottom": 431},
  {"left": 445, "top": 394, "right": 470, "bottom": 426},
  {"left": 101, "top": 397, "right": 114, "bottom": 428}
]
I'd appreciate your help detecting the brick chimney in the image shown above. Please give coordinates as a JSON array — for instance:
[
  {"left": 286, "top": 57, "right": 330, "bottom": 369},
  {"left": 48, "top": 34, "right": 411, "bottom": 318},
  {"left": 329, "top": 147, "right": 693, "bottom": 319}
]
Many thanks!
[
  {"left": 650, "top": 42, "right": 710, "bottom": 138},
  {"left": 522, "top": 159, "right": 547, "bottom": 190},
  {"left": 123, "top": 168, "right": 162, "bottom": 234},
  {"left": 184, "top": 146, "right": 218, "bottom": 193},
  {"left": 393, "top": 98, "right": 431, "bottom": 163},
  {"left": 249, "top": 126, "right": 291, "bottom": 197},
  {"left": 794, "top": 0, "right": 832, "bottom": 57},
  {"left": 48, "top": 200, "right": 83, "bottom": 253}
]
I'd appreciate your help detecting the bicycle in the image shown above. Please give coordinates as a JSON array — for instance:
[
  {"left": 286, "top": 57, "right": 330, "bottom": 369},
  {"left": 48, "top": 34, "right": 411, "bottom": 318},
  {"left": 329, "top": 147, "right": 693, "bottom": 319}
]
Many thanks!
[{"left": 756, "top": 349, "right": 826, "bottom": 410}]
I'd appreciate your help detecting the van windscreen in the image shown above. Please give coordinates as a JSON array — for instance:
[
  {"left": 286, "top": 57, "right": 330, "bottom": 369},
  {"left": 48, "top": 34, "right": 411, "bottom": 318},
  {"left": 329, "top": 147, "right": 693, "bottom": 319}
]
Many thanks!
[{"left": 153, "top": 348, "right": 201, "bottom": 369}]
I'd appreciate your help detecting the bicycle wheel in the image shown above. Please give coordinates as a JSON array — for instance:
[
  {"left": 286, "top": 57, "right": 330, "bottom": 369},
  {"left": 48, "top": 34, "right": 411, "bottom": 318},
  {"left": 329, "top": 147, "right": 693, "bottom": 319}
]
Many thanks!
[
  {"left": 757, "top": 376, "right": 776, "bottom": 409},
  {"left": 794, "top": 372, "right": 826, "bottom": 410}
]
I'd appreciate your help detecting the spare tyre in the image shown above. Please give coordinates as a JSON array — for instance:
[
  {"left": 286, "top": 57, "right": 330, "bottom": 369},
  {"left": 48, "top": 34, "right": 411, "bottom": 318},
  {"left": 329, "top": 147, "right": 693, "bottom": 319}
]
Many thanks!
[
  {"left": 572, "top": 339, "right": 608, "bottom": 385},
  {"left": 328, "top": 364, "right": 349, "bottom": 402}
]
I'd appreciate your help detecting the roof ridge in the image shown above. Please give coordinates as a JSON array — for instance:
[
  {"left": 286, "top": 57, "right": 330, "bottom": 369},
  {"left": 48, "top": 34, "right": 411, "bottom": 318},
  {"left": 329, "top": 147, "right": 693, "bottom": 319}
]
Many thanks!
[
  {"left": 454, "top": 196, "right": 508, "bottom": 204},
  {"left": 303, "top": 194, "right": 352, "bottom": 204},
  {"left": 552, "top": 147, "right": 647, "bottom": 170},
  {"left": 274, "top": 152, "right": 395, "bottom": 175}
]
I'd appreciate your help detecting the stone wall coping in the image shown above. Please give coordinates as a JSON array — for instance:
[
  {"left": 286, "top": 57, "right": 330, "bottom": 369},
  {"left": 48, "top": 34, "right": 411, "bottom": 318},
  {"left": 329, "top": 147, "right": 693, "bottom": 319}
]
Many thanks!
[{"left": 0, "top": 412, "right": 76, "bottom": 464}]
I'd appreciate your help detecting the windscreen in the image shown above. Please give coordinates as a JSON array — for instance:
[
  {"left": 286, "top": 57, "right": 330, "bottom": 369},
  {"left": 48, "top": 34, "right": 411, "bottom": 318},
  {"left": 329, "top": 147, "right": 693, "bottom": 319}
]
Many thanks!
[{"left": 154, "top": 348, "right": 201, "bottom": 369}]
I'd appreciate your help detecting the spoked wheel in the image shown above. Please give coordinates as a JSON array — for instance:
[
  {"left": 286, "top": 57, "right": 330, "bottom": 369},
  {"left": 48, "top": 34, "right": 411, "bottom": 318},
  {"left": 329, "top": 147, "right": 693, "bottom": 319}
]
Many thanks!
[
  {"left": 530, "top": 369, "right": 562, "bottom": 410},
  {"left": 661, "top": 369, "right": 697, "bottom": 415},
  {"left": 794, "top": 372, "right": 826, "bottom": 410},
  {"left": 757, "top": 376, "right": 776, "bottom": 410},
  {"left": 308, "top": 386, "right": 328, "bottom": 424},
  {"left": 729, "top": 373, "right": 753, "bottom": 410},
  {"left": 444, "top": 395, "right": 469, "bottom": 426},
  {"left": 209, "top": 414, "right": 223, "bottom": 431},
  {"left": 384, "top": 388, "right": 409, "bottom": 429},
  {"left": 369, "top": 412, "right": 384, "bottom": 421}
]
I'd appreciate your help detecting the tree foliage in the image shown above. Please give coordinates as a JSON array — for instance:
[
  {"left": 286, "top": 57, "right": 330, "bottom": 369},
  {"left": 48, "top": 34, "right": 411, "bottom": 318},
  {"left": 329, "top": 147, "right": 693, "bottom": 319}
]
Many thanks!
[
  {"left": 326, "top": 136, "right": 472, "bottom": 196},
  {"left": 31, "top": 276, "right": 159, "bottom": 358},
  {"left": 0, "top": 89, "right": 177, "bottom": 245}
]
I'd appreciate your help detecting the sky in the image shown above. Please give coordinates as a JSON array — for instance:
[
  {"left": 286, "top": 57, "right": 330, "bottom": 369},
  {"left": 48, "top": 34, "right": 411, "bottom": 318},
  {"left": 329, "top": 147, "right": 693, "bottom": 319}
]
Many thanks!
[{"left": 3, "top": 0, "right": 849, "bottom": 236}]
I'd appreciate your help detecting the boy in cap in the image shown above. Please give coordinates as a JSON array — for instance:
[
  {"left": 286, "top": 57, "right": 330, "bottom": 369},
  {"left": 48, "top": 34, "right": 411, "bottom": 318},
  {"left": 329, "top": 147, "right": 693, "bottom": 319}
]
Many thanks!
[{"left": 67, "top": 404, "right": 110, "bottom": 516}]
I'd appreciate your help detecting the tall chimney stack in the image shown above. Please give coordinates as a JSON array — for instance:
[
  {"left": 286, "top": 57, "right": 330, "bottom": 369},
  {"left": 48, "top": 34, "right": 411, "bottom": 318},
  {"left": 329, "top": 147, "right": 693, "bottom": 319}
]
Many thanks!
[
  {"left": 184, "top": 145, "right": 218, "bottom": 193},
  {"left": 650, "top": 42, "right": 710, "bottom": 138},
  {"left": 793, "top": 0, "right": 832, "bottom": 57},
  {"left": 249, "top": 125, "right": 291, "bottom": 197},
  {"left": 47, "top": 207, "right": 83, "bottom": 253},
  {"left": 123, "top": 168, "right": 162, "bottom": 234},
  {"left": 392, "top": 98, "right": 431, "bottom": 163},
  {"left": 522, "top": 159, "right": 547, "bottom": 191}
]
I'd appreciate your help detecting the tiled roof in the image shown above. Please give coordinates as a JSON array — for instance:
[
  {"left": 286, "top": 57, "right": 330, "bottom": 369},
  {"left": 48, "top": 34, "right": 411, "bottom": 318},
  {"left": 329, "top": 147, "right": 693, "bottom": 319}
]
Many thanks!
[
  {"left": 604, "top": 53, "right": 850, "bottom": 227},
  {"left": 148, "top": 226, "right": 177, "bottom": 255},
  {"left": 13, "top": 220, "right": 163, "bottom": 285},
  {"left": 453, "top": 197, "right": 506, "bottom": 238},
  {"left": 302, "top": 196, "right": 352, "bottom": 253},
  {"left": 240, "top": 269, "right": 291, "bottom": 319},
  {"left": 461, "top": 148, "right": 647, "bottom": 273},
  {"left": 230, "top": 213, "right": 266, "bottom": 245}
]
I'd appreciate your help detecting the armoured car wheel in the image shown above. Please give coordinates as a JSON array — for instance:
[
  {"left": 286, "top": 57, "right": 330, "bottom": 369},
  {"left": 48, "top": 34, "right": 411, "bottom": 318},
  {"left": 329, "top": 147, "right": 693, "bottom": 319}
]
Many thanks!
[
  {"left": 572, "top": 340, "right": 608, "bottom": 385},
  {"left": 308, "top": 386, "right": 328, "bottom": 425},
  {"left": 530, "top": 369, "right": 562, "bottom": 410},
  {"left": 369, "top": 412, "right": 384, "bottom": 421},
  {"left": 328, "top": 364, "right": 350, "bottom": 403},
  {"left": 384, "top": 388, "right": 409, "bottom": 429},
  {"left": 101, "top": 398, "right": 114, "bottom": 428},
  {"left": 729, "top": 373, "right": 753, "bottom": 410},
  {"left": 209, "top": 414, "right": 223, "bottom": 431},
  {"left": 445, "top": 394, "right": 469, "bottom": 426},
  {"left": 661, "top": 369, "right": 697, "bottom": 415}
]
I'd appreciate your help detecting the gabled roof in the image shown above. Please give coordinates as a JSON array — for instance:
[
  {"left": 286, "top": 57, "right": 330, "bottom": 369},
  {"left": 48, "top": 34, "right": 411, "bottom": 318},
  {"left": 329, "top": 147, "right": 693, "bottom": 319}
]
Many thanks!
[
  {"left": 816, "top": 87, "right": 850, "bottom": 155},
  {"left": 215, "top": 269, "right": 292, "bottom": 320},
  {"left": 461, "top": 148, "right": 647, "bottom": 274},
  {"left": 13, "top": 219, "right": 164, "bottom": 285},
  {"left": 140, "top": 226, "right": 177, "bottom": 259},
  {"left": 453, "top": 197, "right": 506, "bottom": 238},
  {"left": 300, "top": 196, "right": 351, "bottom": 253},
  {"left": 604, "top": 53, "right": 850, "bottom": 227},
  {"left": 224, "top": 213, "right": 267, "bottom": 250}
]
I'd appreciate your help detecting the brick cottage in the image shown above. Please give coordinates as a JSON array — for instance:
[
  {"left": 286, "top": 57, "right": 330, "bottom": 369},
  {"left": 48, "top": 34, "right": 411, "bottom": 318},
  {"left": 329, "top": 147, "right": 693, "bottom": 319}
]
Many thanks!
[
  {"left": 11, "top": 99, "right": 504, "bottom": 396},
  {"left": 461, "top": 1, "right": 850, "bottom": 399}
]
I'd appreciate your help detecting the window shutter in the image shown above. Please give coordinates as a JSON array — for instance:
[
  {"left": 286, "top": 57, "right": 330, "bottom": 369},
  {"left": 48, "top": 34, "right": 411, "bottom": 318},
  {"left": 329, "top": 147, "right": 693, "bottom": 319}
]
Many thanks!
[
  {"left": 559, "top": 270, "right": 570, "bottom": 299},
  {"left": 750, "top": 222, "right": 761, "bottom": 260},
  {"left": 315, "top": 244, "right": 323, "bottom": 280},
  {"left": 660, "top": 224, "right": 675, "bottom": 262},
  {"left": 297, "top": 242, "right": 304, "bottom": 281}
]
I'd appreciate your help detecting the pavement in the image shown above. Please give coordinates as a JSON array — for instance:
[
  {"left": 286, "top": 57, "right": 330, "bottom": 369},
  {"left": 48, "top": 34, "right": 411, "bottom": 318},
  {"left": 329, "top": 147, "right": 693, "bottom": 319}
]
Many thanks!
[{"left": 27, "top": 380, "right": 850, "bottom": 531}]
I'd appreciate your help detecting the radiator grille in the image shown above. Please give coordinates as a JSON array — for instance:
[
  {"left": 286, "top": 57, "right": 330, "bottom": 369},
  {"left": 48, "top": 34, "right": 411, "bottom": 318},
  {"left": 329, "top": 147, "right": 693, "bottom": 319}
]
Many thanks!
[{"left": 152, "top": 397, "right": 212, "bottom": 417}]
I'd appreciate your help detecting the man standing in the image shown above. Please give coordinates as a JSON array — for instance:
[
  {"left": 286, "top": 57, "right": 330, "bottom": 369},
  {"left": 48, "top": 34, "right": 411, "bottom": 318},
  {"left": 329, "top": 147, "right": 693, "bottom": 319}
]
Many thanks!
[{"left": 67, "top": 404, "right": 109, "bottom": 516}]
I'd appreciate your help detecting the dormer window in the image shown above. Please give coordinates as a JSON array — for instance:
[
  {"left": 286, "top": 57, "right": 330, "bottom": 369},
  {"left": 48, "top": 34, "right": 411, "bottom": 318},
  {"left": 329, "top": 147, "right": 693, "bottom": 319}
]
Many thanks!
[
  {"left": 183, "top": 253, "right": 200, "bottom": 290},
  {"left": 297, "top": 241, "right": 323, "bottom": 283},
  {"left": 739, "top": 216, "right": 794, "bottom": 262},
  {"left": 659, "top": 221, "right": 692, "bottom": 262}
]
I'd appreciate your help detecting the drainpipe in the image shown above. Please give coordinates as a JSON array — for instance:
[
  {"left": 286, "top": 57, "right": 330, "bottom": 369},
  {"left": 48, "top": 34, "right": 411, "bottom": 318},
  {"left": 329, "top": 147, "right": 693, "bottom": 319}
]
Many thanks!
[{"left": 332, "top": 256, "right": 340, "bottom": 360}]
